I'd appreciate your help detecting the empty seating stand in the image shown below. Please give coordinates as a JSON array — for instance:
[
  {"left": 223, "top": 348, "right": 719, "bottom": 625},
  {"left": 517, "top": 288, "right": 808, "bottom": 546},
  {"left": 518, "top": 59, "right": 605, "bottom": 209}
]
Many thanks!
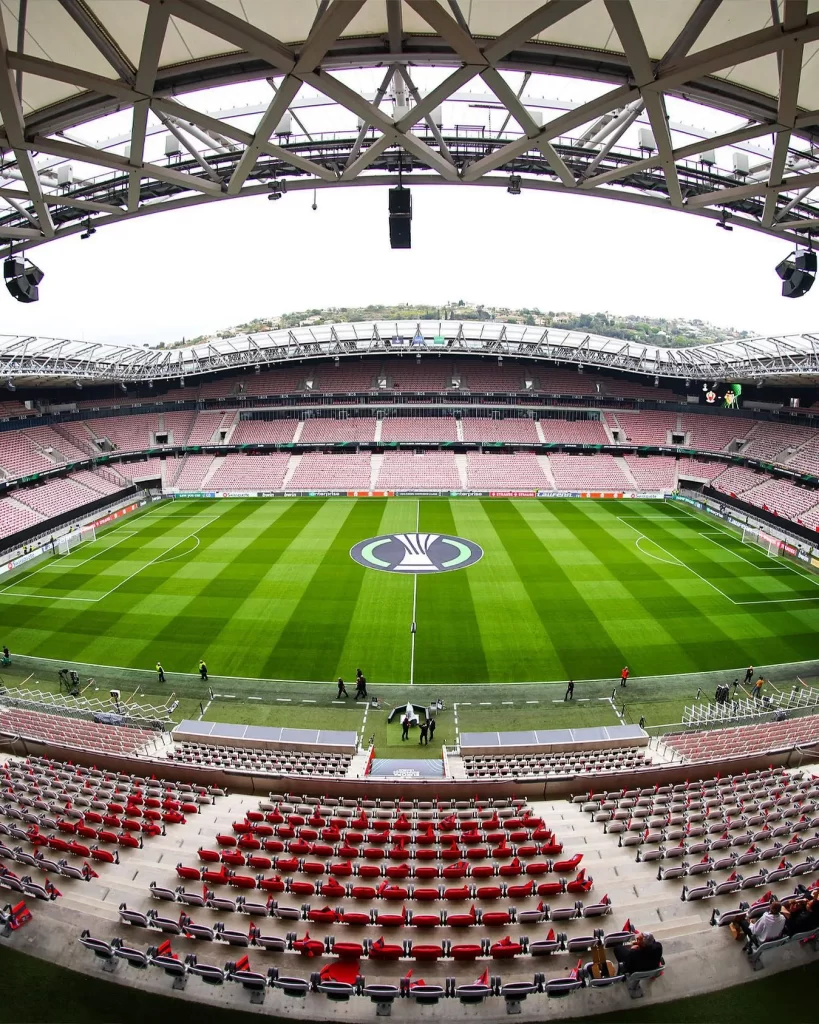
[
  {"left": 167, "top": 742, "right": 352, "bottom": 778},
  {"left": 463, "top": 747, "right": 651, "bottom": 779}
]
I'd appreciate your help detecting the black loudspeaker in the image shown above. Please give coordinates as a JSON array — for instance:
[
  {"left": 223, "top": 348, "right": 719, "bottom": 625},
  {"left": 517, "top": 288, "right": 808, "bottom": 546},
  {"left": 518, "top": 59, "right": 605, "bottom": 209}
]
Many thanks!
[
  {"left": 389, "top": 186, "right": 412, "bottom": 217},
  {"left": 782, "top": 269, "right": 815, "bottom": 298},
  {"left": 4, "top": 257, "right": 44, "bottom": 303},
  {"left": 389, "top": 217, "right": 411, "bottom": 249},
  {"left": 796, "top": 251, "right": 817, "bottom": 273}
]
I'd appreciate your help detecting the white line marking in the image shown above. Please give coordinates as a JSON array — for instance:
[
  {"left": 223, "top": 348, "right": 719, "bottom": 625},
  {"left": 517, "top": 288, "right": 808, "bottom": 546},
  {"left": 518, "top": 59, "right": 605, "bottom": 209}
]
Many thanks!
[
  {"left": 673, "top": 501, "right": 819, "bottom": 590},
  {"left": 409, "top": 499, "right": 420, "bottom": 687},
  {"left": 618, "top": 516, "right": 738, "bottom": 604},
  {"left": 0, "top": 529, "right": 137, "bottom": 594}
]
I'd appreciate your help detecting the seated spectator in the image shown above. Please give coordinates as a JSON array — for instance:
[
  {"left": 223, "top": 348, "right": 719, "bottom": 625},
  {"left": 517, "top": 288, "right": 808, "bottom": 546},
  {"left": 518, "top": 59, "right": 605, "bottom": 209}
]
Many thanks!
[
  {"left": 736, "top": 900, "right": 786, "bottom": 951},
  {"left": 612, "top": 932, "right": 663, "bottom": 974},
  {"left": 784, "top": 894, "right": 819, "bottom": 937}
]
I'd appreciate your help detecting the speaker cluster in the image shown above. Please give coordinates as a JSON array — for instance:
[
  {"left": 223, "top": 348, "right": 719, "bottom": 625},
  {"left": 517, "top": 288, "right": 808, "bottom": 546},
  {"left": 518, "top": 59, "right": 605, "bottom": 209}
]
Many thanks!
[
  {"left": 776, "top": 250, "right": 816, "bottom": 298},
  {"left": 4, "top": 256, "right": 44, "bottom": 303}
]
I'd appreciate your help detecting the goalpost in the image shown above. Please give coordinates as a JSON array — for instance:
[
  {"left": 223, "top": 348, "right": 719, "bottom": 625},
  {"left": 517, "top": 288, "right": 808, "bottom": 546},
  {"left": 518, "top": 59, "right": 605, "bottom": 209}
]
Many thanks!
[
  {"left": 740, "top": 524, "right": 780, "bottom": 558},
  {"left": 56, "top": 525, "right": 96, "bottom": 557}
]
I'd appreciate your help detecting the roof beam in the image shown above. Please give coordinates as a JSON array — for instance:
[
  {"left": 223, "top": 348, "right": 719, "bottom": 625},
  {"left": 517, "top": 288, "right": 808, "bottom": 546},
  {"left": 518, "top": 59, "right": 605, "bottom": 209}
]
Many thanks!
[
  {"left": 227, "top": 75, "right": 302, "bottom": 194},
  {"left": 761, "top": 1, "right": 808, "bottom": 226},
  {"left": 0, "top": 16, "right": 53, "bottom": 238},
  {"left": 654, "top": 0, "right": 723, "bottom": 75},
  {"left": 463, "top": 84, "right": 637, "bottom": 181},
  {"left": 482, "top": 1, "right": 593, "bottom": 64},
  {"left": 301, "top": 68, "right": 460, "bottom": 180},
  {"left": 649, "top": 11, "right": 819, "bottom": 93},
  {"left": 161, "top": 0, "right": 296, "bottom": 74},
  {"left": 481, "top": 67, "right": 575, "bottom": 186},
  {"left": 129, "top": 2, "right": 170, "bottom": 211},
  {"left": 294, "top": 0, "right": 365, "bottom": 74},
  {"left": 606, "top": 0, "right": 682, "bottom": 207},
  {"left": 4, "top": 52, "right": 141, "bottom": 103},
  {"left": 58, "top": 0, "right": 136, "bottom": 85},
  {"left": 386, "top": 0, "right": 403, "bottom": 52},
  {"left": 404, "top": 0, "right": 487, "bottom": 66}
]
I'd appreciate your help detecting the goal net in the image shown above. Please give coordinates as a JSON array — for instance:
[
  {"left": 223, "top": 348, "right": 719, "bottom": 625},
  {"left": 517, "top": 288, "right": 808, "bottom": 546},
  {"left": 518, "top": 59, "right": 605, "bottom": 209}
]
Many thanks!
[
  {"left": 56, "top": 525, "right": 95, "bottom": 557},
  {"left": 741, "top": 525, "right": 780, "bottom": 558}
]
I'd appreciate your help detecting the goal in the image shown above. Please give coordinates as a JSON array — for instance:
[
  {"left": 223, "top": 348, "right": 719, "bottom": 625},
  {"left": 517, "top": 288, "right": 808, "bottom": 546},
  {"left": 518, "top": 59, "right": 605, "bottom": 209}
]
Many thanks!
[
  {"left": 741, "top": 525, "right": 780, "bottom": 558},
  {"left": 56, "top": 525, "right": 95, "bottom": 557}
]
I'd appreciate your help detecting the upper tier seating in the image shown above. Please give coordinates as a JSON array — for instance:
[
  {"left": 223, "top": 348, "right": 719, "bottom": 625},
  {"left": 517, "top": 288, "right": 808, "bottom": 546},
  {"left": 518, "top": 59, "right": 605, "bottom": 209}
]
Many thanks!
[
  {"left": 461, "top": 418, "right": 539, "bottom": 443},
  {"left": 299, "top": 418, "right": 377, "bottom": 443},
  {"left": 86, "top": 415, "right": 157, "bottom": 452},
  {"left": 622, "top": 455, "right": 677, "bottom": 490},
  {"left": 0, "top": 399, "right": 33, "bottom": 418},
  {"left": 664, "top": 717, "right": 819, "bottom": 762},
  {"left": 390, "top": 364, "right": 450, "bottom": 391},
  {"left": 539, "top": 419, "right": 608, "bottom": 444},
  {"left": 49, "top": 421, "right": 98, "bottom": 456},
  {"left": 0, "top": 431, "right": 56, "bottom": 477},
  {"left": 380, "top": 417, "right": 458, "bottom": 442},
  {"left": 613, "top": 411, "right": 679, "bottom": 445},
  {"left": 162, "top": 411, "right": 196, "bottom": 445},
  {"left": 207, "top": 454, "right": 289, "bottom": 491},
  {"left": 0, "top": 497, "right": 44, "bottom": 538},
  {"left": 464, "top": 747, "right": 650, "bottom": 779},
  {"left": 740, "top": 422, "right": 816, "bottom": 462},
  {"left": 377, "top": 453, "right": 460, "bottom": 489},
  {"left": 23, "top": 425, "right": 89, "bottom": 464},
  {"left": 186, "top": 412, "right": 224, "bottom": 445},
  {"left": 0, "top": 708, "right": 155, "bottom": 755},
  {"left": 710, "top": 465, "right": 767, "bottom": 496},
  {"left": 231, "top": 419, "right": 297, "bottom": 445},
  {"left": 319, "top": 364, "right": 382, "bottom": 392},
  {"left": 287, "top": 453, "right": 371, "bottom": 490},
  {"left": 465, "top": 454, "right": 550, "bottom": 490},
  {"left": 168, "top": 742, "right": 352, "bottom": 777},
  {"left": 14, "top": 477, "right": 98, "bottom": 518},
  {"left": 681, "top": 414, "right": 751, "bottom": 453},
  {"left": 548, "top": 455, "right": 629, "bottom": 491}
]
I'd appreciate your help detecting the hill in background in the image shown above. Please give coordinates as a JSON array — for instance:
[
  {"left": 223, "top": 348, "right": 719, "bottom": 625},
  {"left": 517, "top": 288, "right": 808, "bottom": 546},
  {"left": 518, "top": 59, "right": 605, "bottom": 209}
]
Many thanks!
[{"left": 155, "top": 303, "right": 752, "bottom": 350}]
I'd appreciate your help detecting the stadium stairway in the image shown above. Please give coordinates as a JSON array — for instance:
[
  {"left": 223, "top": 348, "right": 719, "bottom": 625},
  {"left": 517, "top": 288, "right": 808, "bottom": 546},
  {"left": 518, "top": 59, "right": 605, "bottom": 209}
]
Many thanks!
[
  {"left": 615, "top": 458, "right": 638, "bottom": 490},
  {"left": 282, "top": 455, "right": 301, "bottom": 489},
  {"left": 6, "top": 756, "right": 819, "bottom": 1021},
  {"left": 200, "top": 458, "right": 222, "bottom": 488},
  {"left": 536, "top": 455, "right": 556, "bottom": 489}
]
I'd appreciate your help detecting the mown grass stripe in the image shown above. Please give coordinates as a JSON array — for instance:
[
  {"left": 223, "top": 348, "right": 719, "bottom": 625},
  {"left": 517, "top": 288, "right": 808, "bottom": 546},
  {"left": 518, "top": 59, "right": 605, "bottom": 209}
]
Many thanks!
[
  {"left": 413, "top": 499, "right": 489, "bottom": 685},
  {"left": 259, "top": 500, "right": 389, "bottom": 681}
]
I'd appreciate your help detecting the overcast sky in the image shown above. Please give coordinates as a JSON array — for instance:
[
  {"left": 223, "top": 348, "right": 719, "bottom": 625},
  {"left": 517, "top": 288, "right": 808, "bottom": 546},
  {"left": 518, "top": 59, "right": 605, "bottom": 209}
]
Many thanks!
[{"left": 3, "top": 181, "right": 817, "bottom": 347}]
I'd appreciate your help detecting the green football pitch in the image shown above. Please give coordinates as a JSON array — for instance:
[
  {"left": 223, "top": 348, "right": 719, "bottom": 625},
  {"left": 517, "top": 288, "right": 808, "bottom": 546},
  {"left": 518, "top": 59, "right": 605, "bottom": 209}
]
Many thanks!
[{"left": 1, "top": 496, "right": 818, "bottom": 688}]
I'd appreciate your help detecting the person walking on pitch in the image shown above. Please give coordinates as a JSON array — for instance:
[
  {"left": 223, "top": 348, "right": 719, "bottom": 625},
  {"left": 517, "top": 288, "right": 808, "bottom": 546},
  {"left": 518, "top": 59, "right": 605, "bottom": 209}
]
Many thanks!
[
  {"left": 156, "top": 662, "right": 165, "bottom": 683},
  {"left": 199, "top": 659, "right": 208, "bottom": 682},
  {"left": 337, "top": 677, "right": 349, "bottom": 698},
  {"left": 620, "top": 666, "right": 629, "bottom": 688},
  {"left": 744, "top": 666, "right": 754, "bottom": 684},
  {"left": 428, "top": 718, "right": 436, "bottom": 743},
  {"left": 564, "top": 680, "right": 574, "bottom": 701},
  {"left": 401, "top": 714, "right": 410, "bottom": 741},
  {"left": 355, "top": 671, "right": 367, "bottom": 699},
  {"left": 419, "top": 719, "right": 429, "bottom": 745}
]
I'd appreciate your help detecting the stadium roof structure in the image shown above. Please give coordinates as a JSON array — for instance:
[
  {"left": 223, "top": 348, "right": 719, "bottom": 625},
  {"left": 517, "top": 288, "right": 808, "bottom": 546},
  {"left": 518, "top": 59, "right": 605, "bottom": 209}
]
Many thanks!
[
  {"left": 2, "top": 320, "right": 819, "bottom": 387},
  {"left": 3, "top": 1, "right": 819, "bottom": 250}
]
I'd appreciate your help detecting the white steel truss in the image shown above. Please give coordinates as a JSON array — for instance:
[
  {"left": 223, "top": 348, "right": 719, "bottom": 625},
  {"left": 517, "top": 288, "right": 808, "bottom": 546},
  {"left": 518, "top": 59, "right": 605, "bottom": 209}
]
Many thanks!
[
  {"left": 2, "top": 2, "right": 819, "bottom": 247},
  {"left": 1, "top": 321, "right": 819, "bottom": 385}
]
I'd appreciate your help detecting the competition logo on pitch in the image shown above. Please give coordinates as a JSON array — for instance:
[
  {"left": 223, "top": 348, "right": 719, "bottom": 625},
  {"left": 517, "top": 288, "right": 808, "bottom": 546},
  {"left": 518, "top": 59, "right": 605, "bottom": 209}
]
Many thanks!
[{"left": 350, "top": 533, "right": 483, "bottom": 574}]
